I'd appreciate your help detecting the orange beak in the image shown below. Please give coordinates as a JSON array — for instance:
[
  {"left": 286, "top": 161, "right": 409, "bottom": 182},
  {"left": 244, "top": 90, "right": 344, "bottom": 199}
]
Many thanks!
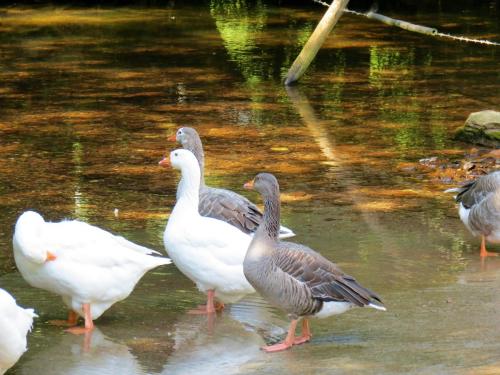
[
  {"left": 243, "top": 179, "right": 255, "bottom": 190},
  {"left": 167, "top": 134, "right": 177, "bottom": 142},
  {"left": 159, "top": 157, "right": 170, "bottom": 167},
  {"left": 46, "top": 251, "right": 57, "bottom": 262}
]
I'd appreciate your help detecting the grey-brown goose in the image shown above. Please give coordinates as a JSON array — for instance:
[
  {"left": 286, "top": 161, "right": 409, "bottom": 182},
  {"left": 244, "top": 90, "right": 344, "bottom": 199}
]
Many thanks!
[
  {"left": 242, "top": 173, "right": 386, "bottom": 353},
  {"left": 172, "top": 127, "right": 295, "bottom": 239},
  {"left": 445, "top": 171, "right": 500, "bottom": 257}
]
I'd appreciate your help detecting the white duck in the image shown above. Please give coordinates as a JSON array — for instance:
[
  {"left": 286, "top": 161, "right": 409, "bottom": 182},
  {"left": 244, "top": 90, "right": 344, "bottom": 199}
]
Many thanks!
[
  {"left": 0, "top": 288, "right": 36, "bottom": 375},
  {"left": 13, "top": 211, "right": 171, "bottom": 334},
  {"left": 161, "top": 149, "right": 255, "bottom": 314}
]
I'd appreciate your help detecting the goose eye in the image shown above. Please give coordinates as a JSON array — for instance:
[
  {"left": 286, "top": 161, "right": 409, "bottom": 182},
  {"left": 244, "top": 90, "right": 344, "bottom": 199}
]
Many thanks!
[{"left": 174, "top": 152, "right": 178, "bottom": 157}]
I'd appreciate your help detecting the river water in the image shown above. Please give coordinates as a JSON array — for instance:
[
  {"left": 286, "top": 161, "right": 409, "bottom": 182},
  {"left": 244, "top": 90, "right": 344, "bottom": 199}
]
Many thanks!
[{"left": 0, "top": 2, "right": 499, "bottom": 374}]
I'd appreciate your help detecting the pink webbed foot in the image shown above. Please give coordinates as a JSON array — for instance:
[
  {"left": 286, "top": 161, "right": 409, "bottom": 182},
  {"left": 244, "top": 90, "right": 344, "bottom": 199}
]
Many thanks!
[
  {"left": 65, "top": 303, "right": 93, "bottom": 335},
  {"left": 188, "top": 289, "right": 223, "bottom": 314},
  {"left": 262, "top": 341, "right": 294, "bottom": 353},
  {"left": 293, "top": 335, "right": 312, "bottom": 345}
]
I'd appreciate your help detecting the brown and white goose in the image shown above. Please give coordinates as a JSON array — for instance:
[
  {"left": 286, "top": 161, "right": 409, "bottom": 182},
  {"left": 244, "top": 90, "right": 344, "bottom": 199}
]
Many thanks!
[
  {"left": 242, "top": 173, "right": 386, "bottom": 353},
  {"left": 172, "top": 127, "right": 295, "bottom": 239},
  {"left": 445, "top": 171, "right": 500, "bottom": 257}
]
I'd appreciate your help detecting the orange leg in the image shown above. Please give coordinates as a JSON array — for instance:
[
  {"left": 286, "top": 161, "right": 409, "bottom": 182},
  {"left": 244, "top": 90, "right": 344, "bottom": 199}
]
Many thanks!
[
  {"left": 188, "top": 290, "right": 217, "bottom": 314},
  {"left": 194, "top": 301, "right": 225, "bottom": 312},
  {"left": 262, "top": 319, "right": 298, "bottom": 353},
  {"left": 293, "top": 318, "right": 312, "bottom": 345},
  {"left": 66, "top": 303, "right": 94, "bottom": 335},
  {"left": 48, "top": 310, "right": 79, "bottom": 327},
  {"left": 480, "top": 236, "right": 498, "bottom": 257}
]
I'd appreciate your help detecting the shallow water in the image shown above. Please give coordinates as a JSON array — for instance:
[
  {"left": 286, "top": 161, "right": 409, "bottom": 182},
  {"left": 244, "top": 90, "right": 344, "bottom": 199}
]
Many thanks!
[{"left": 0, "top": 2, "right": 499, "bottom": 374}]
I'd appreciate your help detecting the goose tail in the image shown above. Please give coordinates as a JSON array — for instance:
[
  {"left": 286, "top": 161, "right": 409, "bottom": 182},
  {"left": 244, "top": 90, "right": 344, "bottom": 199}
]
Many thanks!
[
  {"left": 367, "top": 302, "right": 387, "bottom": 311},
  {"left": 278, "top": 225, "right": 296, "bottom": 239}
]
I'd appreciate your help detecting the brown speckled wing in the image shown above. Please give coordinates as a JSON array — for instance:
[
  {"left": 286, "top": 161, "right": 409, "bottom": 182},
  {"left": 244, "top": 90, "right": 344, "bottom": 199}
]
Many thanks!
[
  {"left": 199, "top": 186, "right": 262, "bottom": 234},
  {"left": 275, "top": 241, "right": 382, "bottom": 307}
]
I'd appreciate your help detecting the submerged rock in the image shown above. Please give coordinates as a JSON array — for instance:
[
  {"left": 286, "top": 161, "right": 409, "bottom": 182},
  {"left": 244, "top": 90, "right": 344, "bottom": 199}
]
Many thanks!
[{"left": 455, "top": 110, "right": 500, "bottom": 148}]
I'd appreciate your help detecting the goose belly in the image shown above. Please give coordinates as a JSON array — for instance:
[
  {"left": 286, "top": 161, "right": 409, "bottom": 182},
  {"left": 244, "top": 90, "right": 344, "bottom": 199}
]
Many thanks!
[
  {"left": 165, "top": 241, "right": 253, "bottom": 296},
  {"left": 164, "top": 235, "right": 253, "bottom": 300},
  {"left": 313, "top": 301, "right": 354, "bottom": 319}
]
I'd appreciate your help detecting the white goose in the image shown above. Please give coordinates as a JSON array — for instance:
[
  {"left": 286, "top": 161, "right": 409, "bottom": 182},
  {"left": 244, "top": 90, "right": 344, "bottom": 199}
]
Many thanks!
[
  {"left": 0, "top": 288, "right": 36, "bottom": 375},
  {"left": 13, "top": 211, "right": 171, "bottom": 334},
  {"left": 161, "top": 149, "right": 254, "bottom": 314}
]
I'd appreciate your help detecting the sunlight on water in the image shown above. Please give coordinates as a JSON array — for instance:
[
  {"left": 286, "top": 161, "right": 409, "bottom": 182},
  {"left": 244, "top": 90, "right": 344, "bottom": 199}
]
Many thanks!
[{"left": 0, "top": 2, "right": 499, "bottom": 374}]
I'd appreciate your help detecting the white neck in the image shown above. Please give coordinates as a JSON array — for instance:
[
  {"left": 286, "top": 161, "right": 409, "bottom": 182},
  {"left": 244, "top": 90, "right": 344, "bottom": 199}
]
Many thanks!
[{"left": 174, "top": 160, "right": 201, "bottom": 216}]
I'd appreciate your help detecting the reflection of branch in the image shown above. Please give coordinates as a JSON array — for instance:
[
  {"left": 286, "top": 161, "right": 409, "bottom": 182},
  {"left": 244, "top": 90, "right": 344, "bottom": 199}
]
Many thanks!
[
  {"left": 285, "top": 86, "right": 340, "bottom": 166},
  {"left": 285, "top": 85, "right": 396, "bottom": 249}
]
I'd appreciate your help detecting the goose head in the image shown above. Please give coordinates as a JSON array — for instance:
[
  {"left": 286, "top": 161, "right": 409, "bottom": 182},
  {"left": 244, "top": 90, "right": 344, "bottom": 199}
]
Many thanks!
[
  {"left": 159, "top": 149, "right": 201, "bottom": 198},
  {"left": 244, "top": 173, "right": 280, "bottom": 198},
  {"left": 174, "top": 127, "right": 200, "bottom": 150},
  {"left": 14, "top": 211, "right": 57, "bottom": 264},
  {"left": 170, "top": 127, "right": 205, "bottom": 179}
]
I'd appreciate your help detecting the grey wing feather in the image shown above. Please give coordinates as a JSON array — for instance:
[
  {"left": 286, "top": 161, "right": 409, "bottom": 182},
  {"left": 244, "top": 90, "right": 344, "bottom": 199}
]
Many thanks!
[
  {"left": 454, "top": 172, "right": 500, "bottom": 208},
  {"left": 199, "top": 186, "right": 262, "bottom": 234},
  {"left": 468, "top": 190, "right": 500, "bottom": 235},
  {"left": 275, "top": 242, "right": 383, "bottom": 307}
]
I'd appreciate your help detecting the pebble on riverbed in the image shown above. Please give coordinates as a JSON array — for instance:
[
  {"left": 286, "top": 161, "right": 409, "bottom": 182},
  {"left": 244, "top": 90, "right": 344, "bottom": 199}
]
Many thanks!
[{"left": 416, "top": 148, "right": 499, "bottom": 185}]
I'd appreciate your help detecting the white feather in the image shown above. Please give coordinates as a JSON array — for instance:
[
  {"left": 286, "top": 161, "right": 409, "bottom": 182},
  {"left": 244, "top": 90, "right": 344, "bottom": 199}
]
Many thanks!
[
  {"left": 13, "top": 211, "right": 171, "bottom": 320},
  {"left": 0, "top": 288, "right": 36, "bottom": 375}
]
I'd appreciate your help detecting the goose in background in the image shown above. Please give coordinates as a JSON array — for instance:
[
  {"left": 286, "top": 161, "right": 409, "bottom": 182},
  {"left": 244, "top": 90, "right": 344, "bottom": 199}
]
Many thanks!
[
  {"left": 171, "top": 126, "right": 295, "bottom": 239},
  {"left": 13, "top": 211, "right": 171, "bottom": 334},
  {"left": 445, "top": 171, "right": 500, "bottom": 257},
  {"left": 0, "top": 288, "right": 36, "bottom": 374},
  {"left": 161, "top": 149, "right": 254, "bottom": 314},
  {"left": 243, "top": 173, "right": 386, "bottom": 352}
]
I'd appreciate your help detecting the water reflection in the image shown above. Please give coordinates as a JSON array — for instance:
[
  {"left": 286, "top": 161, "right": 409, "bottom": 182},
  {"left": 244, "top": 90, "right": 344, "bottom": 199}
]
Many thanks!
[
  {"left": 19, "top": 328, "right": 146, "bottom": 375},
  {"left": 0, "top": 2, "right": 499, "bottom": 374}
]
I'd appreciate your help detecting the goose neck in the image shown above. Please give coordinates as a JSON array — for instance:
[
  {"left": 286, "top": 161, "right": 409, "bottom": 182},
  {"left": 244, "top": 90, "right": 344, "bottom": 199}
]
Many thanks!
[
  {"left": 261, "top": 189, "right": 281, "bottom": 241},
  {"left": 186, "top": 139, "right": 206, "bottom": 187},
  {"left": 176, "top": 168, "right": 201, "bottom": 213}
]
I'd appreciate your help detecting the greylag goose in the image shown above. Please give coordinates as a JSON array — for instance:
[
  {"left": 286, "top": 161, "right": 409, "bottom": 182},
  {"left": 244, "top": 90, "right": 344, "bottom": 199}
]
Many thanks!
[
  {"left": 0, "top": 288, "right": 36, "bottom": 374},
  {"left": 445, "top": 171, "right": 500, "bottom": 257},
  {"left": 161, "top": 149, "right": 255, "bottom": 314},
  {"left": 172, "top": 127, "right": 295, "bottom": 239},
  {"left": 13, "top": 211, "right": 171, "bottom": 334},
  {"left": 243, "top": 173, "right": 386, "bottom": 352}
]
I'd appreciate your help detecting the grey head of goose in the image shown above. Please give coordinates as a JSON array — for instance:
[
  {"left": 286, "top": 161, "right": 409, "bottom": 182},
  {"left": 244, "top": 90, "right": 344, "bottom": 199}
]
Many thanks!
[{"left": 172, "top": 127, "right": 205, "bottom": 184}]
